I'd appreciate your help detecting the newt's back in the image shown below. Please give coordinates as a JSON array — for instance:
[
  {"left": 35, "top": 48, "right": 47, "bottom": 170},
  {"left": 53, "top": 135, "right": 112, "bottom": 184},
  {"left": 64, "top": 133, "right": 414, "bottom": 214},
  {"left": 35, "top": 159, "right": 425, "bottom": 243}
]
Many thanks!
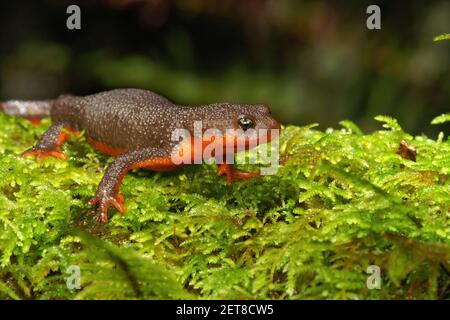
[{"left": 57, "top": 89, "right": 181, "bottom": 150}]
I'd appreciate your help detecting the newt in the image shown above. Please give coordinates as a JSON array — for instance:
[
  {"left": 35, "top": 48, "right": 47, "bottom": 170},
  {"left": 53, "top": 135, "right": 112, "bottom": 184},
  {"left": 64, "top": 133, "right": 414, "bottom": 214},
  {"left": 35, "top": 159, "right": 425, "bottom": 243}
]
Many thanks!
[{"left": 0, "top": 89, "right": 281, "bottom": 223}]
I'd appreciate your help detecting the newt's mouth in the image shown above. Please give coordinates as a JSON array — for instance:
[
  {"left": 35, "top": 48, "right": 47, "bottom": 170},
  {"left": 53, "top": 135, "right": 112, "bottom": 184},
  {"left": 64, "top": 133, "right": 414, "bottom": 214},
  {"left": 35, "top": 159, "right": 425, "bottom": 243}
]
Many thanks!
[{"left": 224, "top": 126, "right": 280, "bottom": 153}]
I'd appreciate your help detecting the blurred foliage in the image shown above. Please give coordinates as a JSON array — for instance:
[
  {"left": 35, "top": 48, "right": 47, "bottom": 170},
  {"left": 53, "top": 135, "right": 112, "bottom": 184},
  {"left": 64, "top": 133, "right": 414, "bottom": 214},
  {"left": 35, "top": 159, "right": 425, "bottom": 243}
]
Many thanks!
[
  {"left": 434, "top": 33, "right": 450, "bottom": 41},
  {"left": 0, "top": 112, "right": 449, "bottom": 299},
  {"left": 0, "top": 0, "right": 449, "bottom": 135}
]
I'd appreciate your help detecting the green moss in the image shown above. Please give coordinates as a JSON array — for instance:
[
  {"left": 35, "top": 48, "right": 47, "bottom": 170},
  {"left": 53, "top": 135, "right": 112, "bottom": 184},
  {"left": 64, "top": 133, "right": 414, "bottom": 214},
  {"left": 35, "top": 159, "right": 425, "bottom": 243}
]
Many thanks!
[{"left": 0, "top": 112, "right": 449, "bottom": 300}]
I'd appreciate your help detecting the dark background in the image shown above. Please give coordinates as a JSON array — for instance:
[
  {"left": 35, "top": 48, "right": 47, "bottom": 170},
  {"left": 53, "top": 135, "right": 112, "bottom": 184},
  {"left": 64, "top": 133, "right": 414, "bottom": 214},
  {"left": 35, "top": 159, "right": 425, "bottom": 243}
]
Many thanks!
[{"left": 0, "top": 0, "right": 449, "bottom": 135}]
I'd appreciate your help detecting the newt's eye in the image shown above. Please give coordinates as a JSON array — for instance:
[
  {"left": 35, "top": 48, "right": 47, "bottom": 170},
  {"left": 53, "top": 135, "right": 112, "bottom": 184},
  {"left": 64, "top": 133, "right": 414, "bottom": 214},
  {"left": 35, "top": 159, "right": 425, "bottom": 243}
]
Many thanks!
[{"left": 238, "top": 117, "right": 254, "bottom": 131}]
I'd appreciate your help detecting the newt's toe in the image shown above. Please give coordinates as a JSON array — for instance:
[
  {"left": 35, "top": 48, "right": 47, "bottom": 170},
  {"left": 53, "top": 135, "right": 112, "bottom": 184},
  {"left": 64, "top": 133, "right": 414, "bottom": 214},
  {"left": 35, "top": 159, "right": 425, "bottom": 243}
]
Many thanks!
[
  {"left": 88, "top": 193, "right": 126, "bottom": 224},
  {"left": 216, "top": 164, "right": 259, "bottom": 185},
  {"left": 108, "top": 197, "right": 125, "bottom": 214},
  {"left": 28, "top": 119, "right": 42, "bottom": 126},
  {"left": 233, "top": 170, "right": 260, "bottom": 180},
  {"left": 116, "top": 193, "right": 125, "bottom": 204},
  {"left": 22, "top": 148, "right": 67, "bottom": 161}
]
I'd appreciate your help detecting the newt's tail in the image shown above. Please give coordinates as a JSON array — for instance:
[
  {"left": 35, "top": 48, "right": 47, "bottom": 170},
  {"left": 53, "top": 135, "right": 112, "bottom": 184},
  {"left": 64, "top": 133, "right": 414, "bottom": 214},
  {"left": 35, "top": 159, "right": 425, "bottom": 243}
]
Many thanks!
[{"left": 0, "top": 99, "right": 53, "bottom": 121}]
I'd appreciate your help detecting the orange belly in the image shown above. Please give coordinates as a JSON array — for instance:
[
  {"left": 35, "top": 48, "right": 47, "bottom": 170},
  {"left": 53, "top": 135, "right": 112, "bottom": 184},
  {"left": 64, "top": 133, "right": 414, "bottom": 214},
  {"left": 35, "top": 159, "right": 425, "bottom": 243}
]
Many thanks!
[
  {"left": 130, "top": 157, "right": 180, "bottom": 172},
  {"left": 88, "top": 139, "right": 128, "bottom": 157},
  {"left": 88, "top": 139, "right": 179, "bottom": 171}
]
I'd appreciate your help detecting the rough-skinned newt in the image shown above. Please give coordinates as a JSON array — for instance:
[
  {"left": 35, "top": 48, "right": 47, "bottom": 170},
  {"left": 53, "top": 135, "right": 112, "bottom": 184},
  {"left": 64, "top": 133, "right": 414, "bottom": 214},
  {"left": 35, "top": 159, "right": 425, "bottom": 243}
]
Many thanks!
[{"left": 0, "top": 89, "right": 281, "bottom": 223}]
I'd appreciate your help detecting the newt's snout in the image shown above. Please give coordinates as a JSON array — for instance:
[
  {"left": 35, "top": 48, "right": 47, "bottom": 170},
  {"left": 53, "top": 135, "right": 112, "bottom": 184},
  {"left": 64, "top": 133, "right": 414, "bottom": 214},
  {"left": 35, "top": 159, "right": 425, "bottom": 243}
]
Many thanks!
[
  {"left": 266, "top": 116, "right": 281, "bottom": 132},
  {"left": 254, "top": 108, "right": 281, "bottom": 143}
]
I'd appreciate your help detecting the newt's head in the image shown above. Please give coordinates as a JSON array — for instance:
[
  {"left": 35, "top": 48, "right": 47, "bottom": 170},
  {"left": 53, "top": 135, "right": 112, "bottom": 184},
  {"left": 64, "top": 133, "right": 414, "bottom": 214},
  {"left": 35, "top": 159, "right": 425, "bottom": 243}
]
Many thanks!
[
  {"left": 201, "top": 102, "right": 280, "bottom": 135},
  {"left": 174, "top": 102, "right": 281, "bottom": 164},
  {"left": 196, "top": 102, "right": 281, "bottom": 151}
]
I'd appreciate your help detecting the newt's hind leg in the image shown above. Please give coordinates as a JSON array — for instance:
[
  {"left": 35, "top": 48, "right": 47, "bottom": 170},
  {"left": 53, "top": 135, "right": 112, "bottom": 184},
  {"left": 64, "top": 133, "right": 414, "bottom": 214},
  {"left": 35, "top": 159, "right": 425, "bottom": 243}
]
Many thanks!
[{"left": 22, "top": 123, "right": 70, "bottom": 161}]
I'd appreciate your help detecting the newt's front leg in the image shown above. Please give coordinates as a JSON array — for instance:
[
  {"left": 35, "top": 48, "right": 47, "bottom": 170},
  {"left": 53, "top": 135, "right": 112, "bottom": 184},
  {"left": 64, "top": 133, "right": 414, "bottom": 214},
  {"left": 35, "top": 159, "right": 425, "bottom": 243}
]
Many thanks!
[
  {"left": 22, "top": 123, "right": 70, "bottom": 161},
  {"left": 216, "top": 163, "right": 260, "bottom": 185},
  {"left": 88, "top": 147, "right": 175, "bottom": 223}
]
